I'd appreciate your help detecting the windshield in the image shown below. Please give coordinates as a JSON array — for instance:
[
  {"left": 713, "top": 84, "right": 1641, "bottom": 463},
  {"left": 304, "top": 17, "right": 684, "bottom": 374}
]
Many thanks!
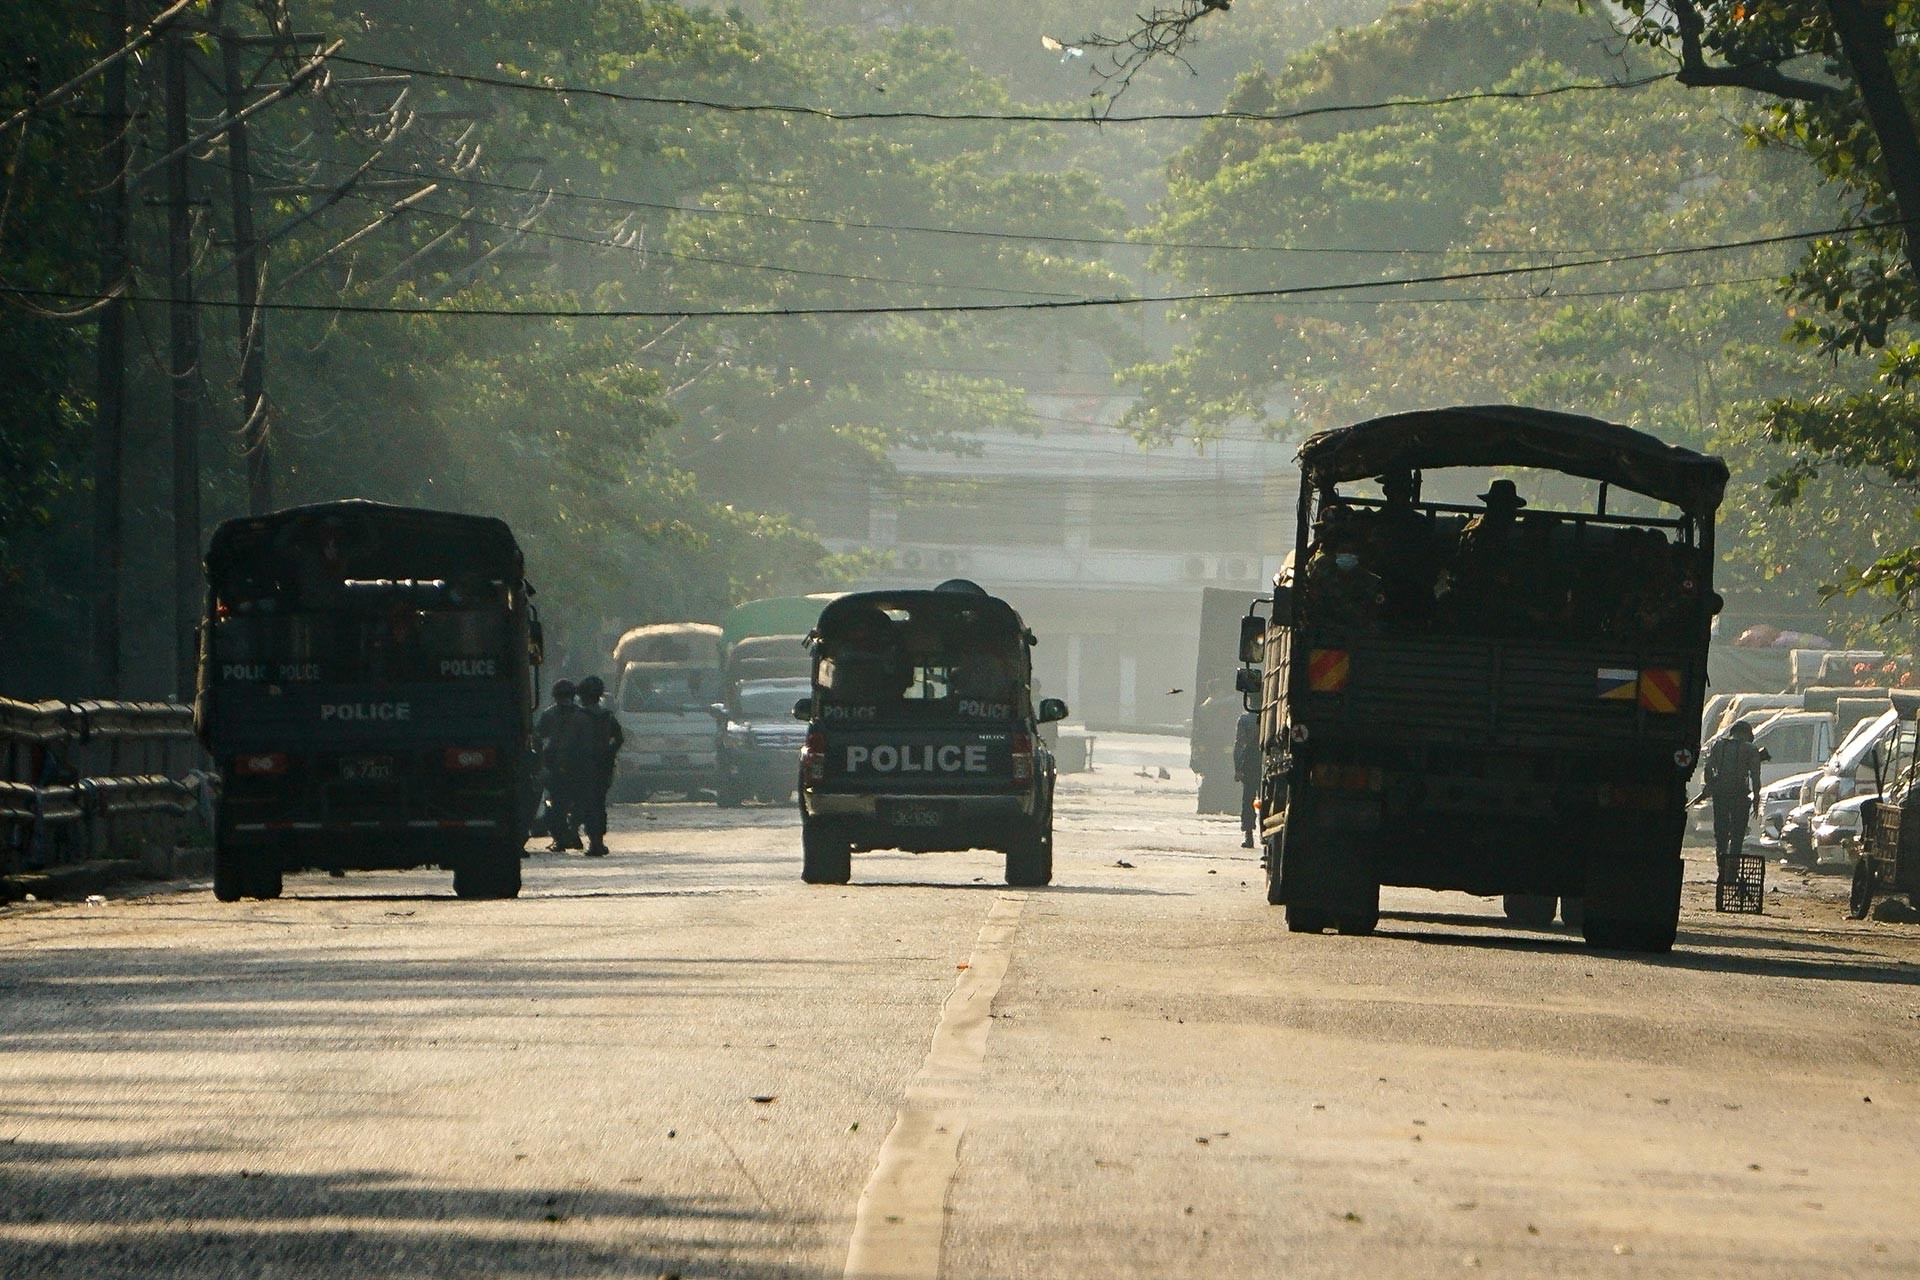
[
  {"left": 1833, "top": 709, "right": 1899, "bottom": 773},
  {"left": 621, "top": 665, "right": 719, "bottom": 713},
  {"left": 816, "top": 618, "right": 1026, "bottom": 716},
  {"left": 733, "top": 679, "right": 810, "bottom": 718}
]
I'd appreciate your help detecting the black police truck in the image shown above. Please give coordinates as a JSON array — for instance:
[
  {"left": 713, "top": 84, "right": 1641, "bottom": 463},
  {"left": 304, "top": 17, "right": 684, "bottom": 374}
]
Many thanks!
[
  {"left": 796, "top": 582, "right": 1067, "bottom": 885},
  {"left": 1242, "top": 407, "right": 1726, "bottom": 952},
  {"left": 196, "top": 500, "right": 539, "bottom": 901}
]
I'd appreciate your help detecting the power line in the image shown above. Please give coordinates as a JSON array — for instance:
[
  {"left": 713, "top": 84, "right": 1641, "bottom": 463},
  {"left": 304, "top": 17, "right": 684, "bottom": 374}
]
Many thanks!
[
  {"left": 1, "top": 219, "right": 1840, "bottom": 319},
  {"left": 0, "top": 0, "right": 201, "bottom": 137},
  {"left": 329, "top": 52, "right": 1674, "bottom": 126},
  {"left": 249, "top": 141, "right": 1762, "bottom": 261},
  {"left": 304, "top": 183, "right": 1092, "bottom": 300}
]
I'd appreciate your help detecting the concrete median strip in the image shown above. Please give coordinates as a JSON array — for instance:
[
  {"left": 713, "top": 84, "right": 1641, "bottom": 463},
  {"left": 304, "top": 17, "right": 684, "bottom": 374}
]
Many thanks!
[{"left": 843, "top": 892, "right": 1025, "bottom": 1280}]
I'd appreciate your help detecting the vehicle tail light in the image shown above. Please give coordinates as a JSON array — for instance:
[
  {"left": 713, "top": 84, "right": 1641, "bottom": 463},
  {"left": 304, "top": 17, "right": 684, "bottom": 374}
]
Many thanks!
[
  {"left": 1308, "top": 763, "right": 1380, "bottom": 792},
  {"left": 444, "top": 746, "right": 497, "bottom": 771},
  {"left": 804, "top": 733, "right": 827, "bottom": 783},
  {"left": 233, "top": 752, "right": 287, "bottom": 777},
  {"left": 1010, "top": 733, "right": 1033, "bottom": 785}
]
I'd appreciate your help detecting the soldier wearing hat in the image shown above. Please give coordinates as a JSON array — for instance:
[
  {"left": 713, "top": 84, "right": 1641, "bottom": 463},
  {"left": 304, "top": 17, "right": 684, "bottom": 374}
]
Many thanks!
[{"left": 1452, "top": 478, "right": 1529, "bottom": 629}]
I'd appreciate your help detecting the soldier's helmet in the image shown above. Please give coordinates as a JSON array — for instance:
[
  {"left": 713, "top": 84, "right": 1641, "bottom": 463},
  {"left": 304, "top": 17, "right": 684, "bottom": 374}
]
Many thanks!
[
  {"left": 577, "top": 675, "right": 606, "bottom": 701},
  {"left": 551, "top": 678, "right": 576, "bottom": 701},
  {"left": 1730, "top": 720, "right": 1754, "bottom": 740}
]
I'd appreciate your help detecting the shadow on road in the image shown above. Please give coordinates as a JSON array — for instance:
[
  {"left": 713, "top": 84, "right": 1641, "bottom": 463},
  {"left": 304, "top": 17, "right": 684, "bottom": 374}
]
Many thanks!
[
  {"left": 843, "top": 879, "right": 1183, "bottom": 896},
  {"left": 0, "top": 1138, "right": 823, "bottom": 1280},
  {"left": 1371, "top": 913, "right": 1920, "bottom": 986}
]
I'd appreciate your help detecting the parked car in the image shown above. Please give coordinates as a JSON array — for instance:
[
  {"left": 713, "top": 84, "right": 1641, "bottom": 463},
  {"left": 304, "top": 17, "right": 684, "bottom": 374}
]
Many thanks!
[
  {"left": 711, "top": 675, "right": 811, "bottom": 807},
  {"left": 1814, "top": 792, "right": 1878, "bottom": 865}
]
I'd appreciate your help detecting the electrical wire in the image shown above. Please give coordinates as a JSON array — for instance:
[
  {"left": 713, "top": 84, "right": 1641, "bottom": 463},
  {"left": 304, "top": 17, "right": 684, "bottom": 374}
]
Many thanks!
[
  {"left": 0, "top": 217, "right": 1843, "bottom": 319},
  {"left": 329, "top": 52, "right": 1675, "bottom": 126},
  {"left": 248, "top": 141, "right": 1777, "bottom": 261}
]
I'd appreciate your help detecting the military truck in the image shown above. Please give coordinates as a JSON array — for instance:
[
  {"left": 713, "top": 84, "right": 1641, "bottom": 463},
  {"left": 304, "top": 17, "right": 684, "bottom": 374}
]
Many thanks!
[
  {"left": 796, "top": 581, "right": 1067, "bottom": 885},
  {"left": 196, "top": 500, "right": 539, "bottom": 900},
  {"left": 1241, "top": 406, "right": 1726, "bottom": 952}
]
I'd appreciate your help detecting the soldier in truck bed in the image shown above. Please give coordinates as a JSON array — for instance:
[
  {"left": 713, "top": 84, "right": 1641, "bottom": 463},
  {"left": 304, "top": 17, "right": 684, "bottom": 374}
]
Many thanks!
[{"left": 1302, "top": 500, "right": 1383, "bottom": 629}]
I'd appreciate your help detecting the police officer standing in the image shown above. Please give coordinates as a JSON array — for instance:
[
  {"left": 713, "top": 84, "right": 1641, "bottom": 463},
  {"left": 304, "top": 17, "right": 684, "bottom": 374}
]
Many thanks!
[
  {"left": 534, "top": 679, "right": 581, "bottom": 853},
  {"left": 570, "top": 675, "right": 625, "bottom": 858},
  {"left": 1233, "top": 708, "right": 1261, "bottom": 849},
  {"left": 1704, "top": 720, "right": 1764, "bottom": 872}
]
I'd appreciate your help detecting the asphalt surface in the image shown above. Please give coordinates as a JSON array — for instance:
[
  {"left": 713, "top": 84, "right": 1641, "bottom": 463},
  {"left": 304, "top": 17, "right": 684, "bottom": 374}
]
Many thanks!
[{"left": 4, "top": 734, "right": 1920, "bottom": 1279}]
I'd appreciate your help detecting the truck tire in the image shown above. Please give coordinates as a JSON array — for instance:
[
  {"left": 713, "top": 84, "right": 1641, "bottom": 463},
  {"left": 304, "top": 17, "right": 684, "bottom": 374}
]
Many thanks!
[
  {"left": 1264, "top": 822, "right": 1288, "bottom": 906},
  {"left": 802, "top": 820, "right": 851, "bottom": 885},
  {"left": 1006, "top": 814, "right": 1053, "bottom": 887},
  {"left": 1849, "top": 855, "right": 1876, "bottom": 920},
  {"left": 1581, "top": 850, "right": 1680, "bottom": 953},
  {"left": 213, "top": 829, "right": 244, "bottom": 902},
  {"left": 1335, "top": 890, "right": 1380, "bottom": 936},
  {"left": 1558, "top": 895, "right": 1585, "bottom": 928},
  {"left": 715, "top": 779, "right": 748, "bottom": 809},
  {"left": 454, "top": 841, "right": 523, "bottom": 900},
  {"left": 1502, "top": 893, "right": 1556, "bottom": 929},
  {"left": 246, "top": 856, "right": 283, "bottom": 901},
  {"left": 1285, "top": 903, "right": 1330, "bottom": 933}
]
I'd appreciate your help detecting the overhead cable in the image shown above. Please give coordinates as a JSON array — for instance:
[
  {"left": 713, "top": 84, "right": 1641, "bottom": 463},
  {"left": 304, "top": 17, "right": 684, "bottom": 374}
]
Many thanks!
[{"left": 329, "top": 52, "right": 1674, "bottom": 125}]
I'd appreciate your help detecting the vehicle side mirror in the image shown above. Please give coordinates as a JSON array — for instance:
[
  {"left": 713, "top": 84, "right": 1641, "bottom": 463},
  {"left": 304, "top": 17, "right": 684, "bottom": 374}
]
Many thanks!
[
  {"left": 1037, "top": 697, "right": 1068, "bottom": 724},
  {"left": 528, "top": 617, "right": 545, "bottom": 666},
  {"left": 793, "top": 697, "right": 813, "bottom": 721},
  {"left": 1239, "top": 613, "right": 1268, "bottom": 664},
  {"left": 1234, "top": 667, "right": 1262, "bottom": 696}
]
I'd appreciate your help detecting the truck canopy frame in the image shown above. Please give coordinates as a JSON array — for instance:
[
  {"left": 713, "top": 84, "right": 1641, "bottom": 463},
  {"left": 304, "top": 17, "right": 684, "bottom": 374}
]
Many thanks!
[{"left": 1297, "top": 405, "right": 1728, "bottom": 516}]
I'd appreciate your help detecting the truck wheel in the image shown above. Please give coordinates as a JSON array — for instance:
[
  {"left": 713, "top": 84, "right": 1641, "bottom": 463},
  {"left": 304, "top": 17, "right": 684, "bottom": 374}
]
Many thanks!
[
  {"left": 1581, "top": 852, "right": 1680, "bottom": 953},
  {"left": 1849, "top": 855, "right": 1876, "bottom": 920},
  {"left": 246, "top": 856, "right": 283, "bottom": 901},
  {"left": 1502, "top": 893, "right": 1556, "bottom": 928},
  {"left": 1285, "top": 903, "right": 1330, "bottom": 933},
  {"left": 1335, "top": 899, "right": 1380, "bottom": 936},
  {"left": 715, "top": 779, "right": 748, "bottom": 809},
  {"left": 213, "top": 836, "right": 245, "bottom": 902},
  {"left": 1264, "top": 820, "right": 1288, "bottom": 906},
  {"left": 802, "top": 820, "right": 851, "bottom": 885},
  {"left": 1006, "top": 818, "right": 1053, "bottom": 887},
  {"left": 1558, "top": 895, "right": 1585, "bottom": 929},
  {"left": 454, "top": 841, "right": 523, "bottom": 900}
]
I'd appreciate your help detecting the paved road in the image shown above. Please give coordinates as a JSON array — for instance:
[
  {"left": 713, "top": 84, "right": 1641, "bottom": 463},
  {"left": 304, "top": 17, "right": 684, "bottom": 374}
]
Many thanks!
[{"left": 4, "top": 735, "right": 1920, "bottom": 1279}]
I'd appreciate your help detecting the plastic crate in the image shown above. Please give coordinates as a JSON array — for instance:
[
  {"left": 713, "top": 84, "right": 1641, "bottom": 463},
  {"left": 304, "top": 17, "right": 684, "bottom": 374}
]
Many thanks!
[{"left": 1715, "top": 852, "right": 1765, "bottom": 914}]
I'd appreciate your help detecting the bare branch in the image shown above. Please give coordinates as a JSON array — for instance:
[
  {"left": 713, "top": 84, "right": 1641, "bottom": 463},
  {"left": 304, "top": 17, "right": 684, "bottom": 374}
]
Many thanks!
[{"left": 1080, "top": 1, "right": 1232, "bottom": 110}]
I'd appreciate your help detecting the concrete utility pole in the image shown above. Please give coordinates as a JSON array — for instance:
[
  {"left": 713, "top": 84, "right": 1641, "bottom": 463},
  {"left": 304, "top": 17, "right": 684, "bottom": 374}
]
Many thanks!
[
  {"left": 91, "top": 0, "right": 129, "bottom": 695},
  {"left": 1826, "top": 0, "right": 1920, "bottom": 282},
  {"left": 221, "top": 26, "right": 272, "bottom": 515},
  {"left": 163, "top": 30, "right": 201, "bottom": 699}
]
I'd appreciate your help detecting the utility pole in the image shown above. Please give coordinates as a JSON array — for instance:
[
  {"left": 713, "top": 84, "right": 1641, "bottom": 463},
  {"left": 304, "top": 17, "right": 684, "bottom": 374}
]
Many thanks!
[
  {"left": 1826, "top": 0, "right": 1920, "bottom": 282},
  {"left": 164, "top": 30, "right": 201, "bottom": 699},
  {"left": 221, "top": 25, "right": 272, "bottom": 515},
  {"left": 91, "top": 0, "right": 128, "bottom": 695}
]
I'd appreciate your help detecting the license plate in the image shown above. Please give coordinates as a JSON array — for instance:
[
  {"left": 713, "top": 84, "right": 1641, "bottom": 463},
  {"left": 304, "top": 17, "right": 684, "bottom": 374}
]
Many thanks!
[
  {"left": 338, "top": 755, "right": 394, "bottom": 781},
  {"left": 888, "top": 802, "right": 944, "bottom": 829}
]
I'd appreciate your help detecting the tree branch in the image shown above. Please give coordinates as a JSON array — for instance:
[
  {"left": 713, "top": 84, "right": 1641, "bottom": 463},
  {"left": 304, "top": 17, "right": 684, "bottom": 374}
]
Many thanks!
[{"left": 1668, "top": 0, "right": 1842, "bottom": 103}]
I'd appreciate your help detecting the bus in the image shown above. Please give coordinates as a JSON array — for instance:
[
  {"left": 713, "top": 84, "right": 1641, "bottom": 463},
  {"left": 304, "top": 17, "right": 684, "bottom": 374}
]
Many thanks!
[{"left": 196, "top": 500, "right": 539, "bottom": 900}]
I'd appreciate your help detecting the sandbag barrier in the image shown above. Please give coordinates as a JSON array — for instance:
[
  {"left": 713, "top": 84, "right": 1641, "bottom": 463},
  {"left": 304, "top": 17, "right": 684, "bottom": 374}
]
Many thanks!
[{"left": 1, "top": 698, "right": 213, "bottom": 881}]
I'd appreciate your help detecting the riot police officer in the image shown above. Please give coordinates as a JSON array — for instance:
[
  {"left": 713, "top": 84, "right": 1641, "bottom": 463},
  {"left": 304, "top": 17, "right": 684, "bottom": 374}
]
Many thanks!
[
  {"left": 569, "top": 675, "right": 624, "bottom": 858},
  {"left": 534, "top": 679, "right": 580, "bottom": 852}
]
